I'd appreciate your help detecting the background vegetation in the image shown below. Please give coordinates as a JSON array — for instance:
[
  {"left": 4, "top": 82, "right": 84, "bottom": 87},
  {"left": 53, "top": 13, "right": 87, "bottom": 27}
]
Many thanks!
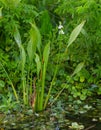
[{"left": 0, "top": 0, "right": 101, "bottom": 113}]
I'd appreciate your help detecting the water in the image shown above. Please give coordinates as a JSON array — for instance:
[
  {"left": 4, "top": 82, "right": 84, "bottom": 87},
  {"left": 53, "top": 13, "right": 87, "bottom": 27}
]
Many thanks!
[
  {"left": 0, "top": 110, "right": 101, "bottom": 130},
  {"left": 0, "top": 100, "right": 101, "bottom": 130}
]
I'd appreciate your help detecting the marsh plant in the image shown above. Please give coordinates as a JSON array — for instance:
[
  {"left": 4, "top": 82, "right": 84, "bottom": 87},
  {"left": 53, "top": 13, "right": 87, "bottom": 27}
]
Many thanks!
[
  {"left": 0, "top": 0, "right": 85, "bottom": 111},
  {"left": 13, "top": 20, "right": 85, "bottom": 112},
  {"left": 1, "top": 0, "right": 98, "bottom": 113}
]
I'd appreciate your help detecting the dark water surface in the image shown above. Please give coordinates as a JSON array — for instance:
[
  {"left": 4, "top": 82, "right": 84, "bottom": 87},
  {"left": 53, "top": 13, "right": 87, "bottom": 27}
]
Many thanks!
[
  {"left": 0, "top": 111, "right": 101, "bottom": 130},
  {"left": 0, "top": 100, "right": 101, "bottom": 130}
]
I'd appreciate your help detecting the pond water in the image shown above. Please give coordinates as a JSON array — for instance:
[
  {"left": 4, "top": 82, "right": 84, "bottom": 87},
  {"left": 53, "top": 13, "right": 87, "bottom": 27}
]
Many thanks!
[
  {"left": 0, "top": 112, "right": 101, "bottom": 130},
  {"left": 0, "top": 99, "right": 101, "bottom": 130}
]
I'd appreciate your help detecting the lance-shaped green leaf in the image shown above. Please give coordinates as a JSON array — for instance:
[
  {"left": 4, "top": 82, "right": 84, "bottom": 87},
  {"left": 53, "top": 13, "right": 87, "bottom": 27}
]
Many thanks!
[
  {"left": 43, "top": 42, "right": 50, "bottom": 68},
  {"left": 72, "top": 62, "right": 84, "bottom": 77},
  {"left": 27, "top": 23, "right": 41, "bottom": 64},
  {"left": 35, "top": 53, "right": 41, "bottom": 79},
  {"left": 13, "top": 26, "right": 26, "bottom": 72},
  {"left": 20, "top": 45, "right": 26, "bottom": 72},
  {"left": 39, "top": 42, "right": 50, "bottom": 110},
  {"left": 0, "top": 7, "right": 3, "bottom": 18},
  {"left": 67, "top": 21, "right": 86, "bottom": 48},
  {"left": 14, "top": 26, "right": 21, "bottom": 48}
]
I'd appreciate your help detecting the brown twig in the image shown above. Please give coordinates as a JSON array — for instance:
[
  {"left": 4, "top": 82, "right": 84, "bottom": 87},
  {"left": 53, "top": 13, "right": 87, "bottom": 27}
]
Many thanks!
[{"left": 84, "top": 124, "right": 96, "bottom": 130}]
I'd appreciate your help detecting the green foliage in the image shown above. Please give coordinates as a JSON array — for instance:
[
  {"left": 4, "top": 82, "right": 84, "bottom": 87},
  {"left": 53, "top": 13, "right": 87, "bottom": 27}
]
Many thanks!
[
  {"left": 67, "top": 21, "right": 85, "bottom": 48},
  {"left": 27, "top": 23, "right": 41, "bottom": 63},
  {"left": 0, "top": 0, "right": 101, "bottom": 113},
  {"left": 0, "top": 92, "right": 19, "bottom": 113},
  {"left": 40, "top": 10, "right": 52, "bottom": 35}
]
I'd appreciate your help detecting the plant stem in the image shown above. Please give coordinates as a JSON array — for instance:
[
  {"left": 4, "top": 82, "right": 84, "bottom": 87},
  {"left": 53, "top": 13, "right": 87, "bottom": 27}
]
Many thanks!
[
  {"left": 40, "top": 63, "right": 46, "bottom": 111},
  {"left": 44, "top": 64, "right": 58, "bottom": 109},
  {"left": 0, "top": 62, "right": 19, "bottom": 102},
  {"left": 50, "top": 87, "right": 65, "bottom": 106}
]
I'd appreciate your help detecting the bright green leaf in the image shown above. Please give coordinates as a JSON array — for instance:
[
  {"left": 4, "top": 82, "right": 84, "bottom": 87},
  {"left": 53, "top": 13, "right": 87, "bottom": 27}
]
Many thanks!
[
  {"left": 14, "top": 26, "right": 21, "bottom": 48},
  {"left": 0, "top": 80, "right": 5, "bottom": 88},
  {"left": 67, "top": 21, "right": 86, "bottom": 48},
  {"left": 80, "top": 76, "right": 85, "bottom": 82},
  {"left": 27, "top": 23, "right": 41, "bottom": 63},
  {"left": 20, "top": 45, "right": 26, "bottom": 72},
  {"left": 43, "top": 42, "right": 50, "bottom": 68},
  {"left": 0, "top": 7, "right": 3, "bottom": 18},
  {"left": 35, "top": 53, "right": 41, "bottom": 78},
  {"left": 72, "top": 62, "right": 84, "bottom": 76}
]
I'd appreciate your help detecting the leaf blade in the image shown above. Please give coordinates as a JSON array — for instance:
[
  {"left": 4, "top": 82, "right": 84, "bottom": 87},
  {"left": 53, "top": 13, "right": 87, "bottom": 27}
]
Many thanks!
[
  {"left": 43, "top": 42, "right": 50, "bottom": 68},
  {"left": 27, "top": 23, "right": 41, "bottom": 63},
  {"left": 72, "top": 62, "right": 84, "bottom": 76},
  {"left": 67, "top": 21, "right": 86, "bottom": 48}
]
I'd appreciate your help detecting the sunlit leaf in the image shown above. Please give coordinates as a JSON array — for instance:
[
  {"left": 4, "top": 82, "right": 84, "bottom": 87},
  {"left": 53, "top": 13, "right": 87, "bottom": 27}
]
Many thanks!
[
  {"left": 72, "top": 62, "right": 84, "bottom": 76},
  {"left": 80, "top": 76, "right": 85, "bottom": 82},
  {"left": 27, "top": 23, "right": 41, "bottom": 63},
  {"left": 35, "top": 53, "right": 41, "bottom": 78},
  {"left": 13, "top": 27, "right": 26, "bottom": 71},
  {"left": 0, "top": 80, "right": 5, "bottom": 88},
  {"left": 0, "top": 0, "right": 21, "bottom": 8},
  {"left": 43, "top": 42, "right": 50, "bottom": 68},
  {"left": 20, "top": 45, "right": 26, "bottom": 72},
  {"left": 0, "top": 7, "right": 3, "bottom": 18},
  {"left": 14, "top": 27, "right": 21, "bottom": 48},
  {"left": 67, "top": 21, "right": 86, "bottom": 48}
]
